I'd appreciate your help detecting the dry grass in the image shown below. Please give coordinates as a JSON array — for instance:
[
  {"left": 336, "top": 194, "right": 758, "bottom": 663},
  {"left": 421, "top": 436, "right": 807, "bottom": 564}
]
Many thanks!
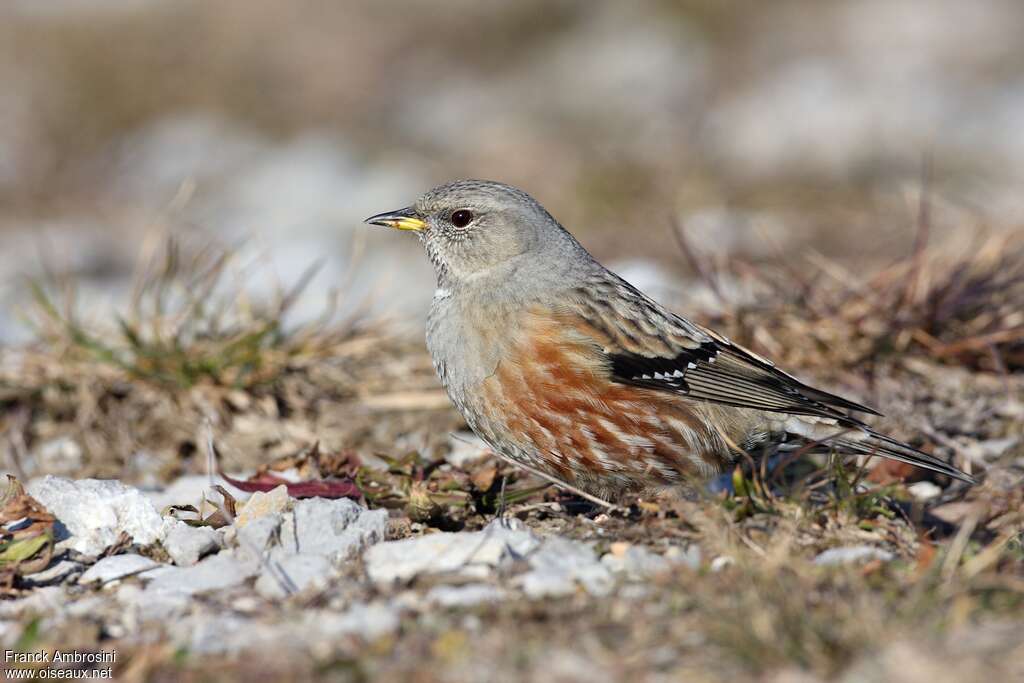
[
  {"left": 679, "top": 227, "right": 1024, "bottom": 376},
  {"left": 1, "top": 237, "right": 461, "bottom": 480},
  {"left": 26, "top": 237, "right": 355, "bottom": 389}
]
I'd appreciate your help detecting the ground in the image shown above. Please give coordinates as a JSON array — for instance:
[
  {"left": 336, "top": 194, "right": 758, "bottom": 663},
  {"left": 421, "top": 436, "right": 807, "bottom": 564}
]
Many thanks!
[{"left": 0, "top": 229, "right": 1021, "bottom": 683}]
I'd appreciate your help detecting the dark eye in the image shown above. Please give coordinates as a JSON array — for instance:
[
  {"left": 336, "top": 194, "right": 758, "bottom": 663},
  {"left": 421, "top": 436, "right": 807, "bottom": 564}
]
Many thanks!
[{"left": 450, "top": 209, "right": 473, "bottom": 228}]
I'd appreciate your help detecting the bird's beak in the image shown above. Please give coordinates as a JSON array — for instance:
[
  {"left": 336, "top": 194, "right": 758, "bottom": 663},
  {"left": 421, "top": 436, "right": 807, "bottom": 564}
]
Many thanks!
[{"left": 364, "top": 206, "right": 427, "bottom": 232}]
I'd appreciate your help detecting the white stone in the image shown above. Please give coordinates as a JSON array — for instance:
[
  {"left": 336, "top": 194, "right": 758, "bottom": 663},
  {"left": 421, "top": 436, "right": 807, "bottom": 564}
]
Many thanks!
[
  {"left": 117, "top": 583, "right": 190, "bottom": 622},
  {"left": 307, "top": 603, "right": 400, "bottom": 641},
  {"left": 178, "top": 614, "right": 274, "bottom": 655},
  {"left": 664, "top": 544, "right": 702, "bottom": 570},
  {"left": 164, "top": 602, "right": 401, "bottom": 655},
  {"left": 27, "top": 476, "right": 165, "bottom": 557},
  {"left": 601, "top": 545, "right": 672, "bottom": 579},
  {"left": 79, "top": 554, "right": 162, "bottom": 585},
  {"left": 278, "top": 497, "right": 388, "bottom": 563},
  {"left": 63, "top": 596, "right": 109, "bottom": 618},
  {"left": 973, "top": 437, "right": 1019, "bottom": 461},
  {"left": 364, "top": 518, "right": 540, "bottom": 584},
  {"left": 426, "top": 583, "right": 506, "bottom": 608},
  {"left": 520, "top": 536, "right": 613, "bottom": 598},
  {"left": 254, "top": 553, "right": 332, "bottom": 599},
  {"left": 710, "top": 556, "right": 734, "bottom": 572},
  {"left": 143, "top": 549, "right": 259, "bottom": 596},
  {"left": 233, "top": 513, "right": 282, "bottom": 560},
  {"left": 236, "top": 485, "right": 290, "bottom": 527},
  {"left": 161, "top": 520, "right": 221, "bottom": 566},
  {"left": 814, "top": 545, "right": 895, "bottom": 566},
  {"left": 907, "top": 481, "right": 942, "bottom": 502}
]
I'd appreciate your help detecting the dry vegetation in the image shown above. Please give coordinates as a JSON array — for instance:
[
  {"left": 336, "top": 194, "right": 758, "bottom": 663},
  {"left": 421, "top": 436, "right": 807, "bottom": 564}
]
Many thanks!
[{"left": 0, "top": 224, "right": 1021, "bottom": 682}]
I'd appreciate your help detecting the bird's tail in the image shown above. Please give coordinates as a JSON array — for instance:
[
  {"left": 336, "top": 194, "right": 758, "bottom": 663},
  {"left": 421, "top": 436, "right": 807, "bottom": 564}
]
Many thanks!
[{"left": 780, "top": 417, "right": 976, "bottom": 484}]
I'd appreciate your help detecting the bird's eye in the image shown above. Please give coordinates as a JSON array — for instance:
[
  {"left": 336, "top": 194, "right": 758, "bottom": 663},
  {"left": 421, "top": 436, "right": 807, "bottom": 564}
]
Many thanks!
[{"left": 450, "top": 209, "right": 473, "bottom": 228}]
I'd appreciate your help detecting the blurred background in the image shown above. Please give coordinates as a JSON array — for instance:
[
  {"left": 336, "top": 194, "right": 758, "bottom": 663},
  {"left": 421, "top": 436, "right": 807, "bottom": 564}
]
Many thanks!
[{"left": 1, "top": 0, "right": 1023, "bottom": 342}]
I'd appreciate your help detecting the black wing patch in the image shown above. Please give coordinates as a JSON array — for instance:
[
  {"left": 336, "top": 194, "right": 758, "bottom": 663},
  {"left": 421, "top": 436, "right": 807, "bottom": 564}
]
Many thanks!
[
  {"left": 608, "top": 342, "right": 717, "bottom": 389},
  {"left": 609, "top": 338, "right": 880, "bottom": 423}
]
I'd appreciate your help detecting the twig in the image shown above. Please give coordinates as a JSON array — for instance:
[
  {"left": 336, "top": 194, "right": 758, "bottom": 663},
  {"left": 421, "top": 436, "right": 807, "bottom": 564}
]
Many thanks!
[
  {"left": 900, "top": 155, "right": 933, "bottom": 313},
  {"left": 671, "top": 217, "right": 726, "bottom": 305},
  {"left": 941, "top": 511, "right": 980, "bottom": 584},
  {"left": 737, "top": 532, "right": 767, "bottom": 558},
  {"left": 3, "top": 408, "right": 30, "bottom": 482},
  {"left": 926, "top": 328, "right": 1024, "bottom": 357}
]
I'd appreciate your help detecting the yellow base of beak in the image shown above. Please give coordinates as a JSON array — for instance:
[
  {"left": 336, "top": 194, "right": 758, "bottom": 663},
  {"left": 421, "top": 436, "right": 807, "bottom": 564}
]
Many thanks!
[{"left": 364, "top": 208, "right": 427, "bottom": 232}]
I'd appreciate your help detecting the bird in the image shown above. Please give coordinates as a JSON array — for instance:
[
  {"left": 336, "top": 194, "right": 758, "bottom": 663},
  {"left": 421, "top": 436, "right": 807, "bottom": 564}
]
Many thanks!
[{"left": 365, "top": 179, "right": 975, "bottom": 500}]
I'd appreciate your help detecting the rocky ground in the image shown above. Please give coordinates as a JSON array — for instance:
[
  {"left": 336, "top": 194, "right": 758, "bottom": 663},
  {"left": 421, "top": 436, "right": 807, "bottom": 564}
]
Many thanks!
[{"left": 0, "top": 234, "right": 1022, "bottom": 682}]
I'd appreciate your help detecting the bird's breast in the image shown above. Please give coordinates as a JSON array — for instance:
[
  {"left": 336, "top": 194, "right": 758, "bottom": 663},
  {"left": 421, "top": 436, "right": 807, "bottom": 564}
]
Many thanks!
[{"left": 426, "top": 294, "right": 518, "bottom": 411}]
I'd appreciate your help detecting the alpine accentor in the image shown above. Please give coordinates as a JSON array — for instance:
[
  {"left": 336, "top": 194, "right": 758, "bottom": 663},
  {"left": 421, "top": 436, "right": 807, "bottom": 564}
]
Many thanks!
[{"left": 366, "top": 180, "right": 974, "bottom": 499}]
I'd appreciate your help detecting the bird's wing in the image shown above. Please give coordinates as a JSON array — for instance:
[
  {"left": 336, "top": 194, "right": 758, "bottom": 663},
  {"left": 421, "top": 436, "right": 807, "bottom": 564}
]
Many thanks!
[
  {"left": 555, "top": 276, "right": 975, "bottom": 484},
  {"left": 565, "top": 276, "right": 879, "bottom": 425}
]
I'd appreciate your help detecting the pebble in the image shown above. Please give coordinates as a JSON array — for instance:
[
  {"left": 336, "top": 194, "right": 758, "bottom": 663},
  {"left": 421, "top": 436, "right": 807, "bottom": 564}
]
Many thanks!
[
  {"left": 236, "top": 485, "right": 291, "bottom": 527},
  {"left": 426, "top": 583, "right": 507, "bottom": 608},
  {"left": 254, "top": 553, "right": 332, "bottom": 599},
  {"left": 279, "top": 497, "right": 388, "bottom": 563},
  {"left": 79, "top": 554, "right": 162, "bottom": 585},
  {"left": 814, "top": 546, "right": 895, "bottom": 566},
  {"left": 234, "top": 513, "right": 283, "bottom": 559},
  {"left": 664, "top": 544, "right": 702, "bottom": 570},
  {"left": 600, "top": 544, "right": 671, "bottom": 579},
  {"left": 973, "top": 437, "right": 1019, "bottom": 461},
  {"left": 164, "top": 602, "right": 402, "bottom": 655},
  {"left": 161, "top": 520, "right": 222, "bottom": 566},
  {"left": 144, "top": 549, "right": 259, "bottom": 596},
  {"left": 27, "top": 476, "right": 165, "bottom": 557},
  {"left": 710, "top": 556, "right": 734, "bottom": 572},
  {"left": 179, "top": 614, "right": 277, "bottom": 655},
  {"left": 907, "top": 481, "right": 942, "bottom": 502},
  {"left": 364, "top": 518, "right": 541, "bottom": 584},
  {"left": 519, "top": 536, "right": 614, "bottom": 598},
  {"left": 307, "top": 602, "right": 401, "bottom": 642},
  {"left": 117, "top": 583, "right": 190, "bottom": 622}
]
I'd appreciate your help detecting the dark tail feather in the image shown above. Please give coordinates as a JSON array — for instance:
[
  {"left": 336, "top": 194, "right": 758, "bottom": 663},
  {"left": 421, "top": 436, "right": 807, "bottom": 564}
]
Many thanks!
[
  {"left": 834, "top": 430, "right": 976, "bottom": 484},
  {"left": 801, "top": 386, "right": 883, "bottom": 417}
]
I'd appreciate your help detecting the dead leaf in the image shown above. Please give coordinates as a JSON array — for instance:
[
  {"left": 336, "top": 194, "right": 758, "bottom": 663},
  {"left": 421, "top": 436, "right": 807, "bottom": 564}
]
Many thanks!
[
  {"left": 0, "top": 476, "right": 56, "bottom": 577},
  {"left": 220, "top": 471, "right": 362, "bottom": 500},
  {"left": 867, "top": 459, "right": 918, "bottom": 485},
  {"left": 314, "top": 447, "right": 362, "bottom": 479},
  {"left": 470, "top": 464, "right": 497, "bottom": 492},
  {"left": 98, "top": 531, "right": 132, "bottom": 559},
  {"left": 915, "top": 538, "right": 937, "bottom": 575}
]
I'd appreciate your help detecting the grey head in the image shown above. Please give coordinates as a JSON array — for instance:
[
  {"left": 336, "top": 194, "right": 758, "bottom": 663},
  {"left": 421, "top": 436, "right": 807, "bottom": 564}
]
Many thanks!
[{"left": 365, "top": 179, "right": 593, "bottom": 290}]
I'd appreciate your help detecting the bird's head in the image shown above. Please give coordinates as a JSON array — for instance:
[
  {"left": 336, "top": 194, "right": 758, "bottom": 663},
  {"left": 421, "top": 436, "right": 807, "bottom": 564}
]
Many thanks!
[{"left": 365, "top": 179, "right": 583, "bottom": 287}]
